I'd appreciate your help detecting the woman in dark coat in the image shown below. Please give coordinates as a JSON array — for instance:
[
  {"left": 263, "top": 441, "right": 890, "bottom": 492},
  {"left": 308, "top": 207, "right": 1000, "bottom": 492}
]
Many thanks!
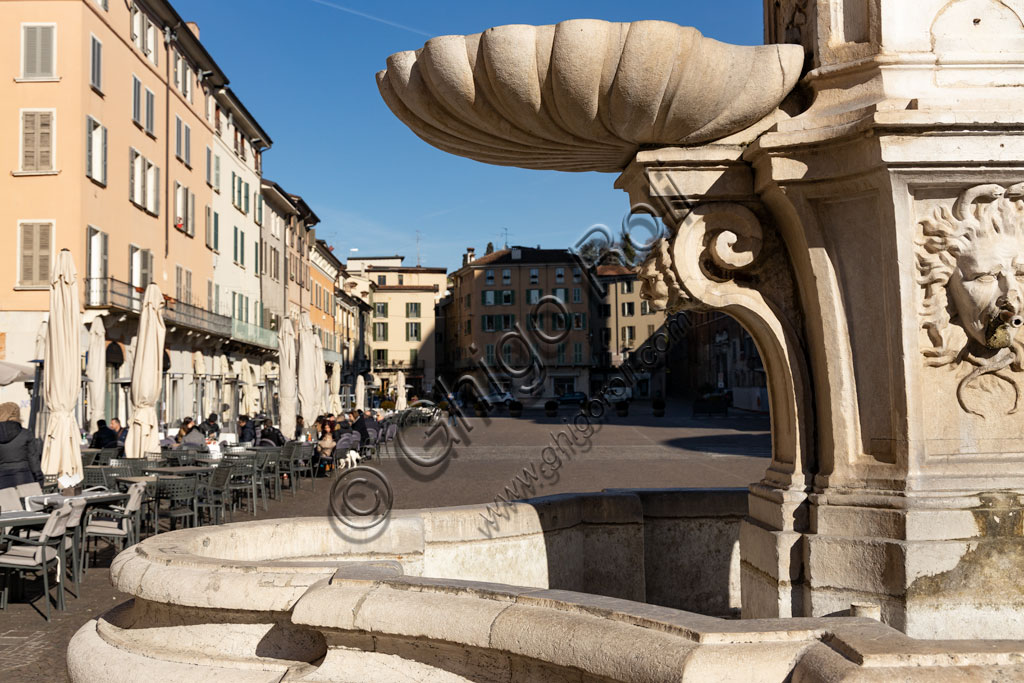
[{"left": 0, "top": 402, "right": 44, "bottom": 489}]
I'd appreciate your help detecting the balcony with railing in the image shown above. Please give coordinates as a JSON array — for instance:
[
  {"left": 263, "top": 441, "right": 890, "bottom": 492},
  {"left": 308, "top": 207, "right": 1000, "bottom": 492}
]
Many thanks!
[
  {"left": 372, "top": 360, "right": 425, "bottom": 372},
  {"left": 231, "top": 319, "right": 278, "bottom": 350},
  {"left": 86, "top": 277, "right": 232, "bottom": 338},
  {"left": 322, "top": 348, "right": 342, "bottom": 365}
]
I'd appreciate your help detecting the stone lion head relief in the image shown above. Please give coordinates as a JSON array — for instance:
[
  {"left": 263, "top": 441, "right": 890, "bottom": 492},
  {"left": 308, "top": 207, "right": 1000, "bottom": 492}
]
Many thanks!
[{"left": 917, "top": 183, "right": 1024, "bottom": 416}]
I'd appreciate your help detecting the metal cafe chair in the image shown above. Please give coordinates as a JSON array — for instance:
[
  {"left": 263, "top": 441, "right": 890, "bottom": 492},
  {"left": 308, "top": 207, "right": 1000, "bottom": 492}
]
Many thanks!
[
  {"left": 0, "top": 503, "right": 73, "bottom": 621},
  {"left": 196, "top": 465, "right": 234, "bottom": 526},
  {"left": 155, "top": 477, "right": 199, "bottom": 531},
  {"left": 82, "top": 483, "right": 146, "bottom": 569}
]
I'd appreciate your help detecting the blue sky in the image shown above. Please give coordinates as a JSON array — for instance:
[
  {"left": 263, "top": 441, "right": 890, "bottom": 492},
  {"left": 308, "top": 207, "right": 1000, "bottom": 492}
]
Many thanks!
[{"left": 173, "top": 0, "right": 765, "bottom": 271}]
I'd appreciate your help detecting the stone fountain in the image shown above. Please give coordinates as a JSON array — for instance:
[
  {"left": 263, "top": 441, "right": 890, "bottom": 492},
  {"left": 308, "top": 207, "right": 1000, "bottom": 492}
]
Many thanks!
[{"left": 69, "top": 1, "right": 1024, "bottom": 680}]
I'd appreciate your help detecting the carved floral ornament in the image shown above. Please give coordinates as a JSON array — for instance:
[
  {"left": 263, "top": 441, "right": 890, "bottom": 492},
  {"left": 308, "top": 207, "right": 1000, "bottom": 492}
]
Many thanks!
[{"left": 917, "top": 183, "right": 1024, "bottom": 416}]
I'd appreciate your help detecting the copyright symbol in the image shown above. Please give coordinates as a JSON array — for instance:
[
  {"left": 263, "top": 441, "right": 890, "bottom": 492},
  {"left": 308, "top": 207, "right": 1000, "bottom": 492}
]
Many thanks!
[{"left": 328, "top": 466, "right": 393, "bottom": 529}]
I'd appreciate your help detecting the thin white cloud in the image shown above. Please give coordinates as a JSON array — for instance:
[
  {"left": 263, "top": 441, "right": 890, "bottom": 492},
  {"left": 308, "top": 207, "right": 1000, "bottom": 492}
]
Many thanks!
[{"left": 307, "top": 0, "right": 432, "bottom": 37}]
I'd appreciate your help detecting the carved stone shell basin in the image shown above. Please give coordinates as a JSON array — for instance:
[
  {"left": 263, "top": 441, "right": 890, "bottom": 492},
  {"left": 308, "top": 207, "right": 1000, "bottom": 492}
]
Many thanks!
[{"left": 377, "top": 20, "right": 804, "bottom": 172}]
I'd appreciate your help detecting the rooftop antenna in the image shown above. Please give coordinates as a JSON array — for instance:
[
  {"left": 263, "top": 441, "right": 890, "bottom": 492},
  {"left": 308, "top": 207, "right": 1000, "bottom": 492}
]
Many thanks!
[
  {"left": 416, "top": 229, "right": 421, "bottom": 267},
  {"left": 501, "top": 226, "right": 510, "bottom": 248}
]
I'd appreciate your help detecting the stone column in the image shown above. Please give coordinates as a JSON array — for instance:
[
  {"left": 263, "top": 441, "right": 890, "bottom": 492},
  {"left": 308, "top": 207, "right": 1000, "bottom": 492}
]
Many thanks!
[{"left": 617, "top": 0, "right": 1024, "bottom": 638}]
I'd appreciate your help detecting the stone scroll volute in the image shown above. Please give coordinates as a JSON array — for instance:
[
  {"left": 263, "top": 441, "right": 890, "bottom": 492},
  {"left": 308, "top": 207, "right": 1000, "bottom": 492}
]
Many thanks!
[
  {"left": 638, "top": 203, "right": 813, "bottom": 486},
  {"left": 917, "top": 183, "right": 1024, "bottom": 417}
]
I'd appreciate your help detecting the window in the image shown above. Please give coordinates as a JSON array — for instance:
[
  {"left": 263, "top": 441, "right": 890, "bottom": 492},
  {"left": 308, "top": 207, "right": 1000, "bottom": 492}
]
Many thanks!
[
  {"left": 374, "top": 349, "right": 388, "bottom": 365},
  {"left": 485, "top": 344, "right": 495, "bottom": 365},
  {"left": 465, "top": 293, "right": 471, "bottom": 308},
  {"left": 621, "top": 281, "right": 634, "bottom": 294},
  {"left": 529, "top": 268, "right": 539, "bottom": 284},
  {"left": 174, "top": 116, "right": 182, "bottom": 159},
  {"left": 96, "top": 0, "right": 108, "bottom": 10},
  {"left": 573, "top": 267, "right": 582, "bottom": 282},
  {"left": 641, "top": 300, "right": 651, "bottom": 315},
  {"left": 132, "top": 76, "right": 142, "bottom": 124},
  {"left": 556, "top": 343, "right": 566, "bottom": 364},
  {"left": 621, "top": 302, "right": 635, "bottom": 316},
  {"left": 86, "top": 227, "right": 108, "bottom": 304},
  {"left": 573, "top": 342, "right": 583, "bottom": 364},
  {"left": 89, "top": 36, "right": 102, "bottom": 91},
  {"left": 555, "top": 267, "right": 565, "bottom": 282},
  {"left": 527, "top": 288, "right": 541, "bottom": 304},
  {"left": 410, "top": 349, "right": 419, "bottom": 365},
  {"left": 20, "top": 110, "right": 54, "bottom": 172},
  {"left": 207, "top": 280, "right": 213, "bottom": 311},
  {"left": 85, "top": 116, "right": 107, "bottom": 185},
  {"left": 502, "top": 268, "right": 511, "bottom": 284},
  {"left": 129, "top": 245, "right": 154, "bottom": 290},
  {"left": 621, "top": 326, "right": 636, "bottom": 344},
  {"left": 18, "top": 222, "right": 51, "bottom": 288},
  {"left": 482, "top": 290, "right": 496, "bottom": 306},
  {"left": 553, "top": 287, "right": 568, "bottom": 302},
  {"left": 374, "top": 302, "right": 388, "bottom": 318},
  {"left": 500, "top": 314, "right": 515, "bottom": 331},
  {"left": 573, "top": 312, "right": 586, "bottom": 330},
  {"left": 206, "top": 209, "right": 220, "bottom": 251},
  {"left": 647, "top": 324, "right": 655, "bottom": 338},
  {"left": 21, "top": 25, "right": 55, "bottom": 80},
  {"left": 373, "top": 322, "right": 388, "bottom": 341},
  {"left": 377, "top": 275, "right": 386, "bottom": 285},
  {"left": 406, "top": 322, "right": 421, "bottom": 341},
  {"left": 174, "top": 184, "right": 194, "bottom": 235},
  {"left": 255, "top": 193, "right": 263, "bottom": 225},
  {"left": 552, "top": 312, "right": 567, "bottom": 331},
  {"left": 572, "top": 287, "right": 582, "bottom": 303},
  {"left": 501, "top": 290, "right": 514, "bottom": 305},
  {"left": 144, "top": 89, "right": 155, "bottom": 135},
  {"left": 205, "top": 147, "right": 212, "bottom": 185},
  {"left": 482, "top": 316, "right": 496, "bottom": 333},
  {"left": 233, "top": 227, "right": 246, "bottom": 265},
  {"left": 464, "top": 320, "right": 471, "bottom": 335},
  {"left": 485, "top": 269, "right": 494, "bottom": 285},
  {"left": 397, "top": 273, "right": 404, "bottom": 285},
  {"left": 175, "top": 266, "right": 192, "bottom": 304},
  {"left": 406, "top": 302, "right": 420, "bottom": 318}
]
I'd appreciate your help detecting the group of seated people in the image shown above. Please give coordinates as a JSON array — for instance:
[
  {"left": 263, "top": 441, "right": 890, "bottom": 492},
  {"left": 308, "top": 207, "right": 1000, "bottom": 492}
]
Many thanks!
[
  {"left": 313, "top": 409, "right": 381, "bottom": 462},
  {"left": 88, "top": 418, "right": 127, "bottom": 449}
]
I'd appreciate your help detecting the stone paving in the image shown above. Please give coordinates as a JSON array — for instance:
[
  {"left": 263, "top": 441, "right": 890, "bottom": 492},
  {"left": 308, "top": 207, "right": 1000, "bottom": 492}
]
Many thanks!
[{"left": 1, "top": 404, "right": 769, "bottom": 682}]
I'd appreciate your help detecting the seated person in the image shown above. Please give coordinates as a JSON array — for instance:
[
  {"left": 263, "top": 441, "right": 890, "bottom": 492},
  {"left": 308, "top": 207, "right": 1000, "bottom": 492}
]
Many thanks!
[
  {"left": 181, "top": 423, "right": 207, "bottom": 448},
  {"left": 0, "top": 401, "right": 43, "bottom": 490},
  {"left": 111, "top": 417, "right": 127, "bottom": 444},
  {"left": 198, "top": 413, "right": 220, "bottom": 439},
  {"left": 237, "top": 415, "right": 256, "bottom": 444},
  {"left": 258, "top": 421, "right": 286, "bottom": 447},
  {"left": 89, "top": 419, "right": 118, "bottom": 448}
]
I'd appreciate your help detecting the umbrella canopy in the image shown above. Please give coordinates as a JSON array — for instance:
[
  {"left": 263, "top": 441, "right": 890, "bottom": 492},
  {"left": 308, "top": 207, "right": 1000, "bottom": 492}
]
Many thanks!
[
  {"left": 238, "top": 358, "right": 259, "bottom": 416},
  {"left": 297, "top": 313, "right": 318, "bottom": 432},
  {"left": 395, "top": 370, "right": 407, "bottom": 411},
  {"left": 41, "top": 250, "right": 84, "bottom": 485},
  {"left": 329, "top": 362, "right": 343, "bottom": 414},
  {"left": 0, "top": 361, "right": 35, "bottom": 386},
  {"left": 124, "top": 284, "right": 165, "bottom": 459},
  {"left": 313, "top": 334, "right": 326, "bottom": 416},
  {"left": 34, "top": 317, "right": 48, "bottom": 361},
  {"left": 86, "top": 317, "right": 106, "bottom": 428},
  {"left": 278, "top": 317, "right": 297, "bottom": 439},
  {"left": 355, "top": 375, "right": 366, "bottom": 412}
]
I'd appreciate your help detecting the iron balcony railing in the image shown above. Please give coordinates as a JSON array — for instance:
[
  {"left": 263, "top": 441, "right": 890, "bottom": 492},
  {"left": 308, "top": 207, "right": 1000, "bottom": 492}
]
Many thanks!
[
  {"left": 372, "top": 360, "right": 425, "bottom": 371},
  {"left": 86, "top": 277, "right": 232, "bottom": 338},
  {"left": 230, "top": 319, "right": 278, "bottom": 350}
]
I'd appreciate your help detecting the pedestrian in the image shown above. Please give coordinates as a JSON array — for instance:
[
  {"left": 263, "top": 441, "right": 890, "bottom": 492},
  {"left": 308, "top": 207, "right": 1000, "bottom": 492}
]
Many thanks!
[{"left": 0, "top": 402, "right": 43, "bottom": 490}]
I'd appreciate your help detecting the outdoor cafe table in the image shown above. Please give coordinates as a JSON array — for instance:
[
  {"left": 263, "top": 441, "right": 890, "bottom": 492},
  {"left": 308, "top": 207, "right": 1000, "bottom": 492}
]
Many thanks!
[
  {"left": 0, "top": 510, "right": 48, "bottom": 528},
  {"left": 24, "top": 490, "right": 128, "bottom": 511}
]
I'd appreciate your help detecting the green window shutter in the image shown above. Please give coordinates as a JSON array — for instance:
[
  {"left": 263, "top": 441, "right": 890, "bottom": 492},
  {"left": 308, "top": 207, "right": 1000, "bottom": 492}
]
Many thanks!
[
  {"left": 509, "top": 290, "right": 515, "bottom": 305},
  {"left": 213, "top": 212, "right": 219, "bottom": 250},
  {"left": 233, "top": 227, "right": 238, "bottom": 261},
  {"left": 481, "top": 291, "right": 486, "bottom": 306}
]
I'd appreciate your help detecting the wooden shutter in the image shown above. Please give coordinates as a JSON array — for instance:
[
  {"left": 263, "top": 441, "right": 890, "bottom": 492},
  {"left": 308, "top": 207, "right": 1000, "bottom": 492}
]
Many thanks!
[
  {"left": 185, "top": 270, "right": 192, "bottom": 304},
  {"left": 101, "top": 232, "right": 108, "bottom": 280},
  {"left": 175, "top": 265, "right": 182, "bottom": 300},
  {"left": 101, "top": 126, "right": 108, "bottom": 184},
  {"left": 37, "top": 112, "right": 52, "bottom": 171},
  {"left": 175, "top": 117, "right": 181, "bottom": 157},
  {"left": 205, "top": 205, "right": 211, "bottom": 246},
  {"left": 91, "top": 37, "right": 102, "bottom": 89},
  {"left": 233, "top": 227, "right": 238, "bottom": 262},
  {"left": 244, "top": 182, "right": 250, "bottom": 213},
  {"left": 133, "top": 78, "right": 141, "bottom": 122},
  {"left": 141, "top": 250, "right": 153, "bottom": 287},
  {"left": 145, "top": 89, "right": 154, "bottom": 133},
  {"left": 184, "top": 125, "right": 190, "bottom": 166},
  {"left": 213, "top": 212, "right": 219, "bottom": 250},
  {"left": 20, "top": 224, "right": 35, "bottom": 286},
  {"left": 152, "top": 165, "right": 160, "bottom": 214},
  {"left": 85, "top": 117, "right": 93, "bottom": 176},
  {"left": 188, "top": 190, "right": 195, "bottom": 235},
  {"left": 205, "top": 147, "right": 211, "bottom": 184},
  {"left": 22, "top": 112, "right": 37, "bottom": 171},
  {"left": 36, "top": 223, "right": 51, "bottom": 285},
  {"left": 128, "top": 149, "right": 135, "bottom": 201},
  {"left": 214, "top": 155, "right": 220, "bottom": 189}
]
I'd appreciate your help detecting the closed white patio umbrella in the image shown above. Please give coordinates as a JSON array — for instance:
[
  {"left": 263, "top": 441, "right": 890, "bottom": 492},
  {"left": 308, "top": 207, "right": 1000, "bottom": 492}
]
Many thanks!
[
  {"left": 355, "top": 375, "right": 366, "bottom": 412},
  {"left": 395, "top": 370, "right": 407, "bottom": 411},
  {"left": 124, "top": 284, "right": 165, "bottom": 459},
  {"left": 329, "top": 362, "right": 343, "bottom": 414},
  {"left": 313, "top": 334, "right": 326, "bottom": 416},
  {"left": 238, "top": 358, "right": 259, "bottom": 416},
  {"left": 278, "top": 317, "right": 297, "bottom": 439},
  {"left": 192, "top": 350, "right": 208, "bottom": 417},
  {"left": 297, "top": 313, "right": 318, "bottom": 434},
  {"left": 87, "top": 316, "right": 106, "bottom": 429},
  {"left": 41, "top": 250, "right": 84, "bottom": 486}
]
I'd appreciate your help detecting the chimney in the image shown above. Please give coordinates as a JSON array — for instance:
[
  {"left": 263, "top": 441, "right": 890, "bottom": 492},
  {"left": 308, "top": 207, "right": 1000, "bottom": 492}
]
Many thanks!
[
  {"left": 463, "top": 247, "right": 475, "bottom": 266},
  {"left": 186, "top": 22, "right": 200, "bottom": 39},
  {"left": 511, "top": 247, "right": 522, "bottom": 260}
]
